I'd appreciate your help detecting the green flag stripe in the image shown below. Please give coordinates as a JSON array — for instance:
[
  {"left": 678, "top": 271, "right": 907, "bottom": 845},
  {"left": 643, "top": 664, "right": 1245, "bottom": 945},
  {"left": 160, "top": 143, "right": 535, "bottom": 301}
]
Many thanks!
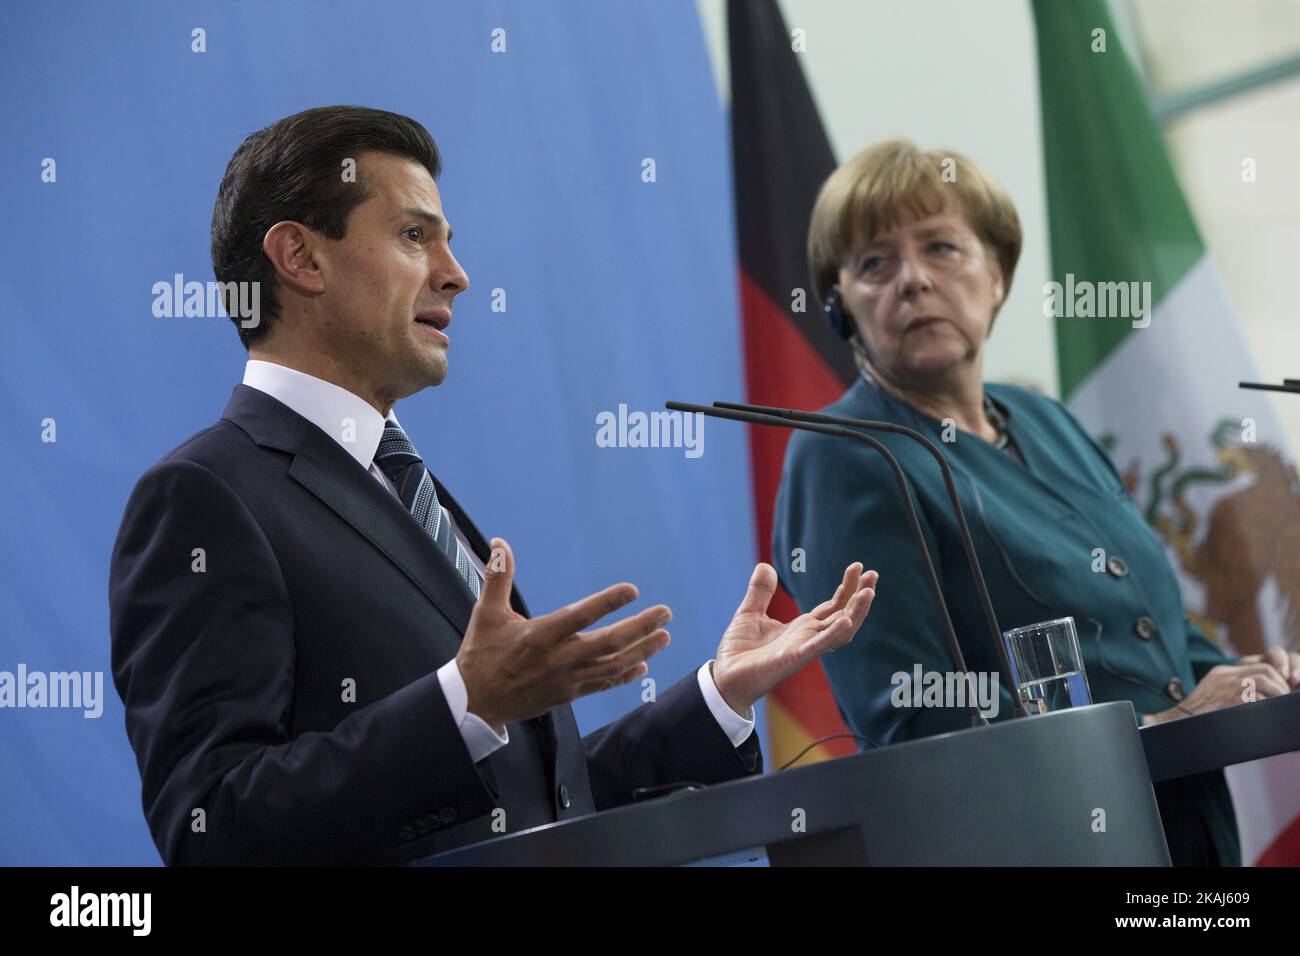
[{"left": 1032, "top": 0, "right": 1205, "bottom": 398}]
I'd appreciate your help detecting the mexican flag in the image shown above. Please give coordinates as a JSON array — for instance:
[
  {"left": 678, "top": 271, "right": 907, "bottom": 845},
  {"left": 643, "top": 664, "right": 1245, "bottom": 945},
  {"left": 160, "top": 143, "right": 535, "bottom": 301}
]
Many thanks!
[{"left": 1034, "top": 0, "right": 1300, "bottom": 865}]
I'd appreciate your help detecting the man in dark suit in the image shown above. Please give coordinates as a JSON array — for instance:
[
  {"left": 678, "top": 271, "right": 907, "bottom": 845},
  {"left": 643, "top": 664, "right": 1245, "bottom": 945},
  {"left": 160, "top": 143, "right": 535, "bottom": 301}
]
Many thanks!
[{"left": 108, "top": 105, "right": 877, "bottom": 865}]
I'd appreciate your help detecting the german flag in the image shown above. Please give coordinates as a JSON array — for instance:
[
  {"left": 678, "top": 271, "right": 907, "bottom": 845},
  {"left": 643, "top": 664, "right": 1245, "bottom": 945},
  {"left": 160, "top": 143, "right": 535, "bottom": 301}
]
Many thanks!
[{"left": 728, "top": 0, "right": 856, "bottom": 766}]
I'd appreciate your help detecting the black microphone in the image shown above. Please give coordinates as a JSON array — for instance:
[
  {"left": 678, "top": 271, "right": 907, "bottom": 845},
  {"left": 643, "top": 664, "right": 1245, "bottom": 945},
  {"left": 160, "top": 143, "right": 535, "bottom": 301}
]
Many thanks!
[
  {"left": 712, "top": 399, "right": 1027, "bottom": 719},
  {"left": 666, "top": 400, "right": 992, "bottom": 728}
]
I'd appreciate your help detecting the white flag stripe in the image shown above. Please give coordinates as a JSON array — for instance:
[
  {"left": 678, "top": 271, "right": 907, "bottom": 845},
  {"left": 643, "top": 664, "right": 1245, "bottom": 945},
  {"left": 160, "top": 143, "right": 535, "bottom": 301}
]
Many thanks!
[{"left": 1070, "top": 256, "right": 1300, "bottom": 865}]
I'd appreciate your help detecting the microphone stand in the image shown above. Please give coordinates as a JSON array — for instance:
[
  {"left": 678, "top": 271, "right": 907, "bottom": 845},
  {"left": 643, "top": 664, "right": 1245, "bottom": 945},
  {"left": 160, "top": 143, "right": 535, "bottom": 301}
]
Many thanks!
[
  {"left": 667, "top": 400, "right": 993, "bottom": 727},
  {"left": 712, "top": 400, "right": 1027, "bottom": 718}
]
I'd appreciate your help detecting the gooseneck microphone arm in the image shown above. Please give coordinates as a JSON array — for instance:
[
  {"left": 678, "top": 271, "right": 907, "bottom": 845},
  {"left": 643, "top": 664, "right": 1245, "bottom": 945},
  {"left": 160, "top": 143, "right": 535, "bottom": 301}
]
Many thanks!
[
  {"left": 713, "top": 399, "right": 1027, "bottom": 719},
  {"left": 666, "top": 400, "right": 989, "bottom": 728}
]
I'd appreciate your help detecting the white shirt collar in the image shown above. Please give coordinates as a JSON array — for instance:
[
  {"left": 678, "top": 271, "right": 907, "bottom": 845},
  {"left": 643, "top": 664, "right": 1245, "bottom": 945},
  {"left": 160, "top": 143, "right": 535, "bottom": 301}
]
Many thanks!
[{"left": 241, "top": 359, "right": 400, "bottom": 472}]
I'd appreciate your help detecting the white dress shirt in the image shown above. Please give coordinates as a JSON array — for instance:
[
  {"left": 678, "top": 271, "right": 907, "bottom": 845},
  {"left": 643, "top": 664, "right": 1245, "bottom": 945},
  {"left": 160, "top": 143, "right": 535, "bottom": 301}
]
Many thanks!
[{"left": 240, "top": 359, "right": 754, "bottom": 764}]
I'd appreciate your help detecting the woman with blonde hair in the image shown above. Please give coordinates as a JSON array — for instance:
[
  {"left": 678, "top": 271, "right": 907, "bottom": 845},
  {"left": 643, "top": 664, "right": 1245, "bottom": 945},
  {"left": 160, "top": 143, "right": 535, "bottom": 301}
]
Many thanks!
[{"left": 772, "top": 139, "right": 1300, "bottom": 866}]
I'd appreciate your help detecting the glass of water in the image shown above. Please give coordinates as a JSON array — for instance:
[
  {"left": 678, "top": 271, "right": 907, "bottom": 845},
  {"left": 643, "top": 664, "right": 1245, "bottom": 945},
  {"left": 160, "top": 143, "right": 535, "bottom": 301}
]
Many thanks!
[{"left": 1001, "top": 616, "right": 1093, "bottom": 715}]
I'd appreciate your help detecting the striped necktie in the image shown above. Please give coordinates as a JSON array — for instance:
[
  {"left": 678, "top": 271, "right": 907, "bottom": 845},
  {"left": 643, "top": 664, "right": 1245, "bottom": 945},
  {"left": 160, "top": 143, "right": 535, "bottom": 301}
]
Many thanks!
[{"left": 373, "top": 421, "right": 482, "bottom": 600}]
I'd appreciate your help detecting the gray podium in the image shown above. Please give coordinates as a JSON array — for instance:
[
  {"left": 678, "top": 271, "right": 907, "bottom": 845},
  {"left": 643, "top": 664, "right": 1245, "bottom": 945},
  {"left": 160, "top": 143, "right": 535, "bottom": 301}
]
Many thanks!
[
  {"left": 417, "top": 700, "right": 1171, "bottom": 866},
  {"left": 1141, "top": 690, "right": 1300, "bottom": 782}
]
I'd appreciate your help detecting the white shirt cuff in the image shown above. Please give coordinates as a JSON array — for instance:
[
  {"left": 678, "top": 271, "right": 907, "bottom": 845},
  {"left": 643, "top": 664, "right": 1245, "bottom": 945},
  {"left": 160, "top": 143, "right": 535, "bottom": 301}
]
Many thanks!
[
  {"left": 437, "top": 659, "right": 509, "bottom": 763},
  {"left": 697, "top": 660, "right": 755, "bottom": 747}
]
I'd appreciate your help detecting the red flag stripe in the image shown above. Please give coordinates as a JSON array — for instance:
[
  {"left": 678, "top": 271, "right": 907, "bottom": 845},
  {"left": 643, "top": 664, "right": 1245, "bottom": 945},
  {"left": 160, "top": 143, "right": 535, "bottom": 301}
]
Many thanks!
[{"left": 737, "top": 270, "right": 858, "bottom": 759}]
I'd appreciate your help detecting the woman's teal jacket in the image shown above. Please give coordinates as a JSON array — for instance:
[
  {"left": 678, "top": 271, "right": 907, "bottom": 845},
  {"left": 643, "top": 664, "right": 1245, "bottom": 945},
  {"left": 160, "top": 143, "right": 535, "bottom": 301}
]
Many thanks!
[{"left": 773, "top": 376, "right": 1240, "bottom": 865}]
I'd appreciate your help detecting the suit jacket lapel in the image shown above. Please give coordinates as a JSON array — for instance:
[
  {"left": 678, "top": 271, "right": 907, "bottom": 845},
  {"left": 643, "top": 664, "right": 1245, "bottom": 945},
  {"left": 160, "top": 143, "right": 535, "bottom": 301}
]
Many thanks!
[
  {"left": 222, "top": 384, "right": 558, "bottom": 749},
  {"left": 222, "top": 385, "right": 470, "bottom": 646}
]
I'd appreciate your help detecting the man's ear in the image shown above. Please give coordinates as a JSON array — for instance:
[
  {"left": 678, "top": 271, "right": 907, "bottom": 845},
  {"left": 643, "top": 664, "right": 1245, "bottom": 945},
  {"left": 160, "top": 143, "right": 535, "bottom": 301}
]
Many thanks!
[{"left": 263, "top": 221, "right": 326, "bottom": 296}]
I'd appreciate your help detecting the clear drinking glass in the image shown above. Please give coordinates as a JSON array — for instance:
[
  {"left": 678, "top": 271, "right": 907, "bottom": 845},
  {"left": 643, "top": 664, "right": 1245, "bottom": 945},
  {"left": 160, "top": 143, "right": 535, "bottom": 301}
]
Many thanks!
[{"left": 1001, "top": 616, "right": 1093, "bottom": 715}]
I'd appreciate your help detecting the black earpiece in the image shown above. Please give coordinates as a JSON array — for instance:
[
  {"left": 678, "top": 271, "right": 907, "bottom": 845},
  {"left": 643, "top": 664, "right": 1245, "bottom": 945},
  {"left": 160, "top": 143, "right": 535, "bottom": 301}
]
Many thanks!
[{"left": 823, "top": 287, "right": 853, "bottom": 339}]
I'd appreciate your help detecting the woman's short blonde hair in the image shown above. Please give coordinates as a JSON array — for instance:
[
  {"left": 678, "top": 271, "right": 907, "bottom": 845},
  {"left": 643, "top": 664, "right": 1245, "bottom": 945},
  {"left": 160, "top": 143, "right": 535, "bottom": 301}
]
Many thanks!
[{"left": 807, "top": 139, "right": 1022, "bottom": 305}]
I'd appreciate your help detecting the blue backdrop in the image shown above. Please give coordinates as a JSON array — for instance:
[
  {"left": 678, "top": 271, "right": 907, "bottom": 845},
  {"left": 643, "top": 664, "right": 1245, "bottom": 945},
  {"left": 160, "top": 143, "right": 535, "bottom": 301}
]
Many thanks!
[{"left": 0, "top": 0, "right": 757, "bottom": 865}]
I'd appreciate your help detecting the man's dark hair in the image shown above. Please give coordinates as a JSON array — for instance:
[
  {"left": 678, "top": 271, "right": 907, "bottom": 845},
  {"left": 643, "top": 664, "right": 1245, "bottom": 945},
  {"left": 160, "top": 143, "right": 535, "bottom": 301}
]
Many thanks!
[{"left": 211, "top": 105, "right": 441, "bottom": 349}]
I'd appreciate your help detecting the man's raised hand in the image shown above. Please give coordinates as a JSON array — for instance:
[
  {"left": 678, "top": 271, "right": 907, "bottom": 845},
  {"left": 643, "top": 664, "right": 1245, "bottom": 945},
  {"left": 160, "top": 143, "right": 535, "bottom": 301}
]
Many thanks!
[
  {"left": 711, "top": 562, "right": 877, "bottom": 717},
  {"left": 456, "top": 538, "right": 672, "bottom": 731}
]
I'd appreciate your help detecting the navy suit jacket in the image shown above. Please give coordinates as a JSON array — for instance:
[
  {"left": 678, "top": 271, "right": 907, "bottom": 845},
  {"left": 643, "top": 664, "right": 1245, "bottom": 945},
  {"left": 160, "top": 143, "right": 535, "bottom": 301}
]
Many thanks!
[{"left": 109, "top": 384, "right": 761, "bottom": 865}]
